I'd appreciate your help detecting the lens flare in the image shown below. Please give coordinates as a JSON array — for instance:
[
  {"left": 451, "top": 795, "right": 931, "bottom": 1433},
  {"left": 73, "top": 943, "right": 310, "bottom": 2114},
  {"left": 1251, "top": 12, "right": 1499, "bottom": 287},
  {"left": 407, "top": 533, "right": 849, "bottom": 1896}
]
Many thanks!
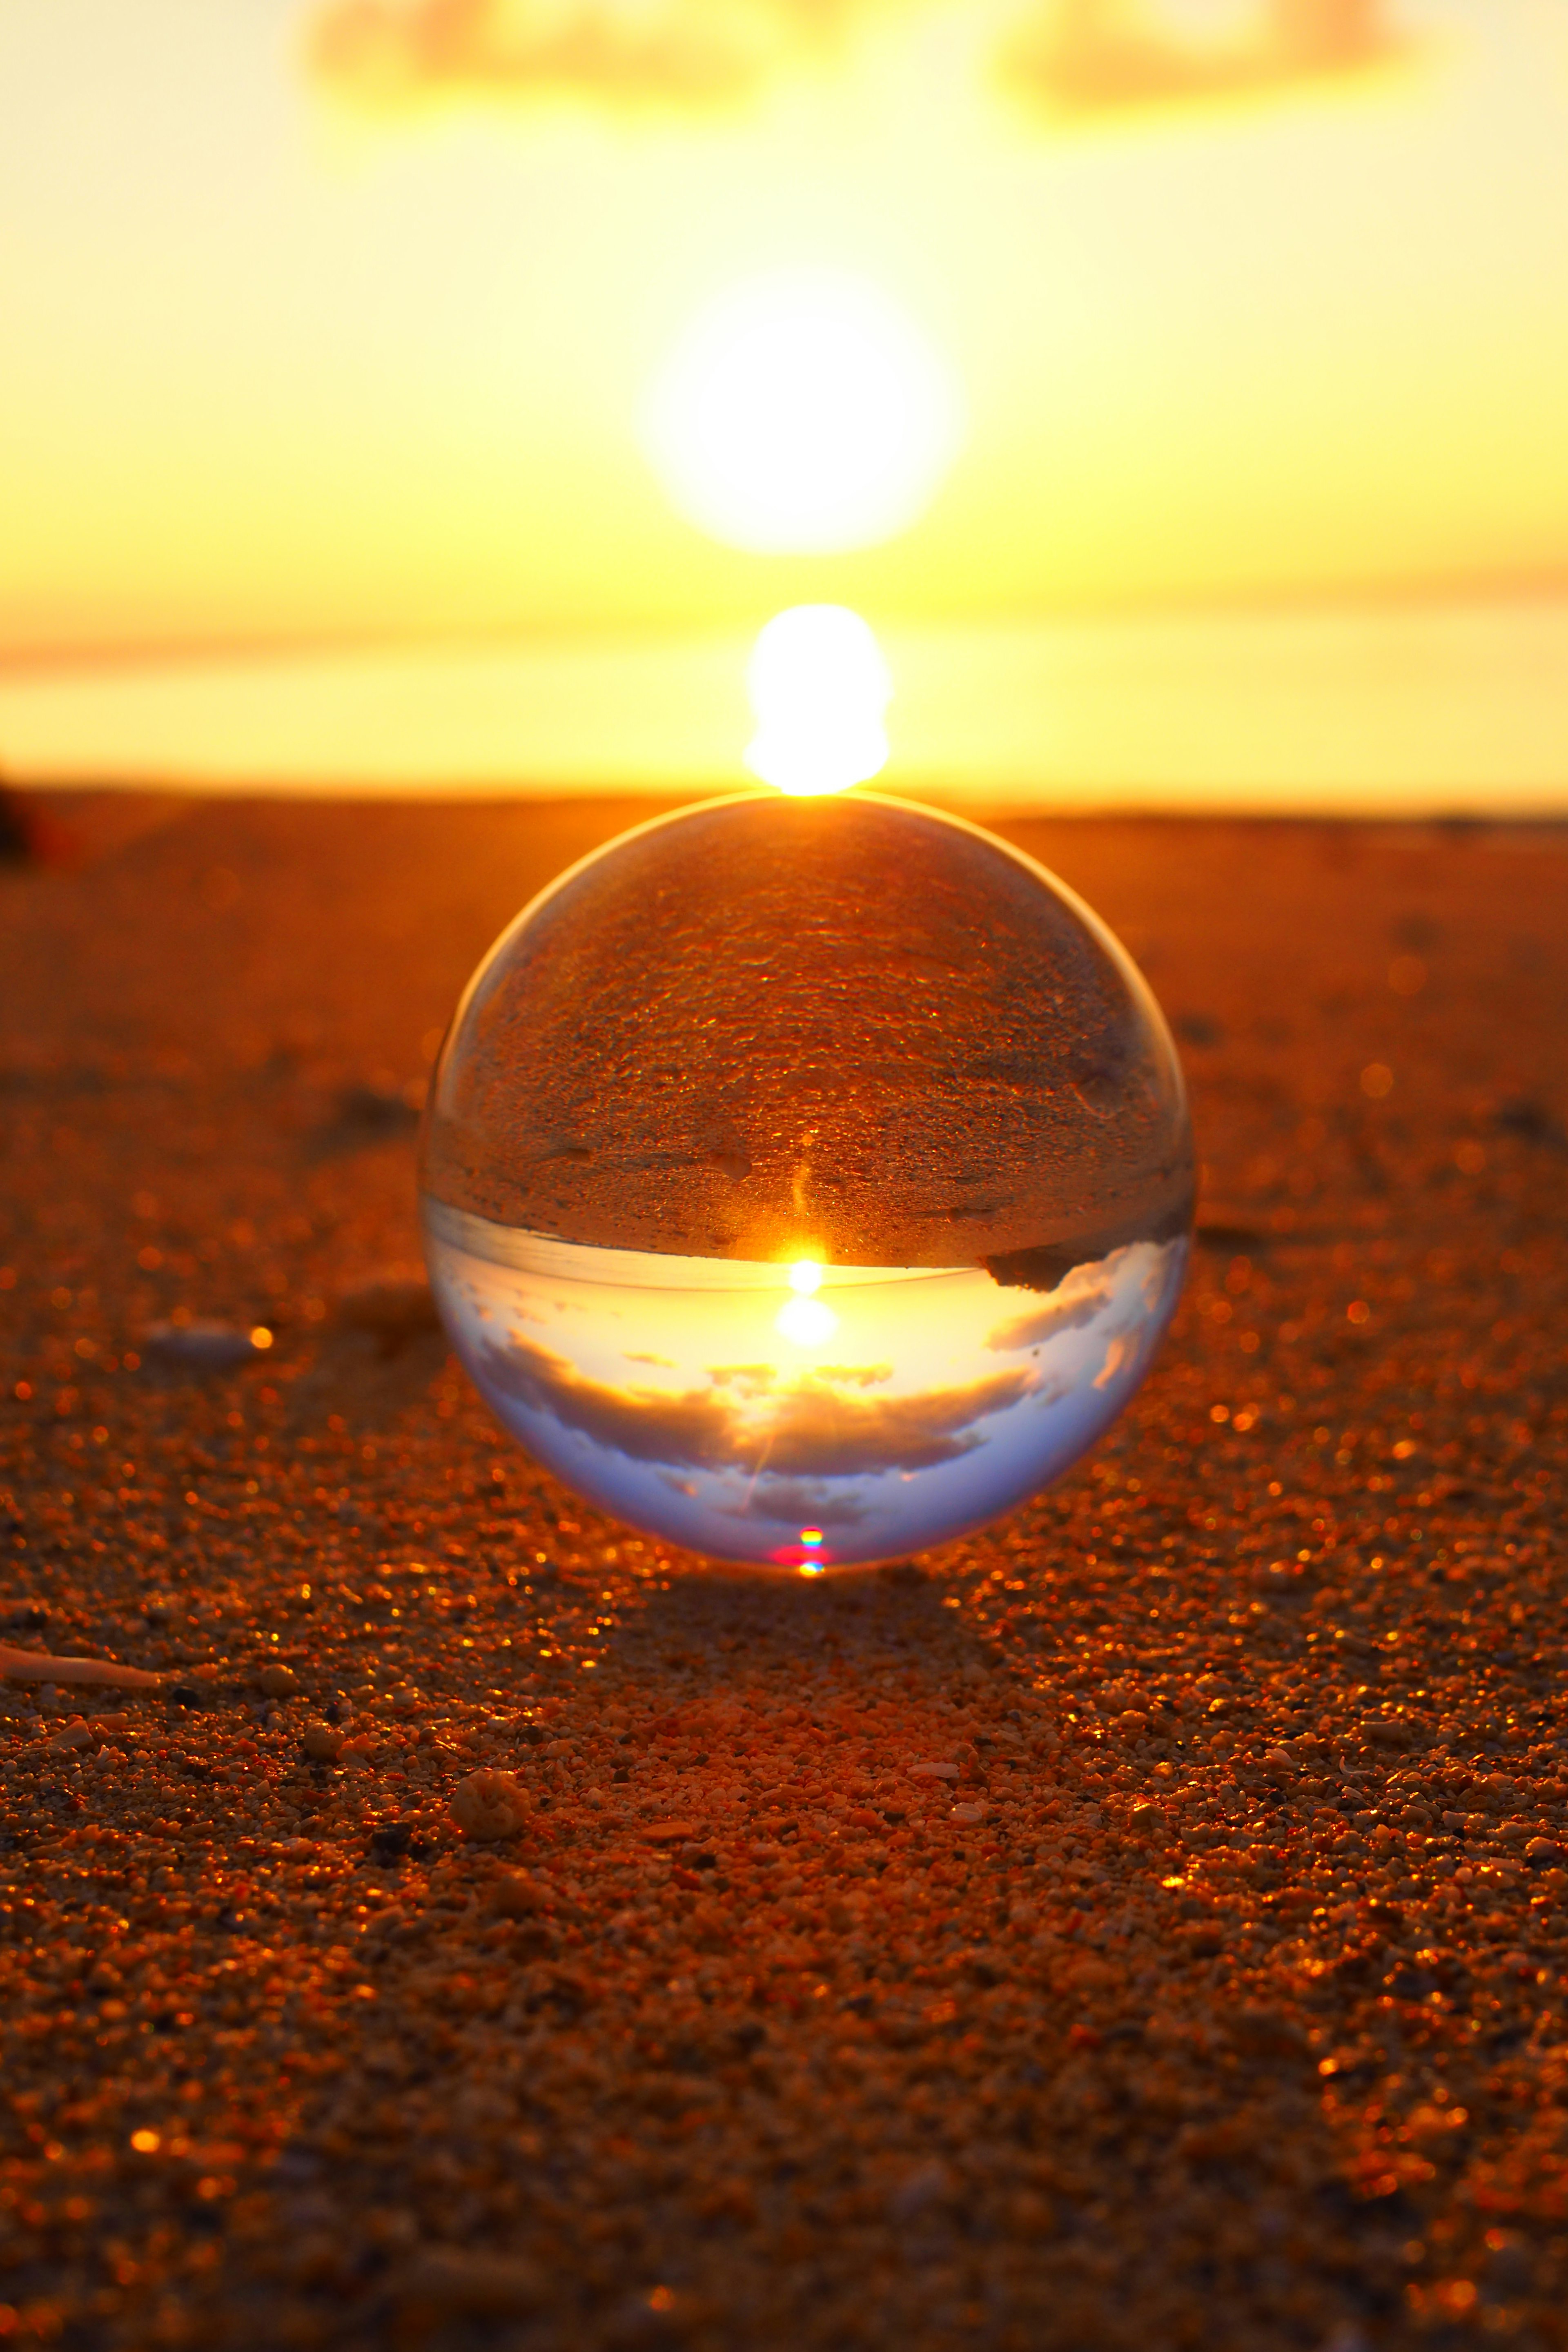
[{"left": 746, "top": 606, "right": 891, "bottom": 797}]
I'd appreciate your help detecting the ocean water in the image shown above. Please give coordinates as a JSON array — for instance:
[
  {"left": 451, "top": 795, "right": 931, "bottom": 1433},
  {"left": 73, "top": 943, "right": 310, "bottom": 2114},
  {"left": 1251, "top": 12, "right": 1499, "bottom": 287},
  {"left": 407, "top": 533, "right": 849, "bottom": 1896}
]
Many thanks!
[{"left": 5, "top": 594, "right": 1568, "bottom": 809}]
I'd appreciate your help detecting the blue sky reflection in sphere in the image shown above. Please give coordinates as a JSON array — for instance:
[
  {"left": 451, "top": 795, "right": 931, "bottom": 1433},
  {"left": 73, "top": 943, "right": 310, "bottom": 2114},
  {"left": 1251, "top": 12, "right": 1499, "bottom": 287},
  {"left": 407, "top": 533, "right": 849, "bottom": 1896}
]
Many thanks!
[
  {"left": 419, "top": 623, "right": 1193, "bottom": 1568},
  {"left": 423, "top": 1212, "right": 1186, "bottom": 1570}
]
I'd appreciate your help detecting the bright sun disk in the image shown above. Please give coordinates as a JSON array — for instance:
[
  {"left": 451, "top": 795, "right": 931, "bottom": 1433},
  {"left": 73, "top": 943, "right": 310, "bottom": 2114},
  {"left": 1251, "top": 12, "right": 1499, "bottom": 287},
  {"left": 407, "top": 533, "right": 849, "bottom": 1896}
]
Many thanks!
[{"left": 641, "top": 268, "right": 964, "bottom": 556}]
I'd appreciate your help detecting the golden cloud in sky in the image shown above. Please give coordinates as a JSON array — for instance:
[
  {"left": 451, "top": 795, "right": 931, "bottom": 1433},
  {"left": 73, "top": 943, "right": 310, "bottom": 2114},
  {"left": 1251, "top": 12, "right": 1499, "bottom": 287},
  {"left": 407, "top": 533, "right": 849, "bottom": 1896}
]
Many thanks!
[
  {"left": 8, "top": 0, "right": 1561, "bottom": 690},
  {"left": 307, "top": 0, "right": 870, "bottom": 111},
  {"left": 1002, "top": 0, "right": 1403, "bottom": 118},
  {"left": 307, "top": 0, "right": 1403, "bottom": 116}
]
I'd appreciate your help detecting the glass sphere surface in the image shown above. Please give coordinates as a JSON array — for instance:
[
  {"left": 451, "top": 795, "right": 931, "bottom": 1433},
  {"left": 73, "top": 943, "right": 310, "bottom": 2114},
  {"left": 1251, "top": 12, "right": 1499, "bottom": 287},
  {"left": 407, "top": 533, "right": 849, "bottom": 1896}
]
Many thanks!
[{"left": 420, "top": 793, "right": 1193, "bottom": 1571}]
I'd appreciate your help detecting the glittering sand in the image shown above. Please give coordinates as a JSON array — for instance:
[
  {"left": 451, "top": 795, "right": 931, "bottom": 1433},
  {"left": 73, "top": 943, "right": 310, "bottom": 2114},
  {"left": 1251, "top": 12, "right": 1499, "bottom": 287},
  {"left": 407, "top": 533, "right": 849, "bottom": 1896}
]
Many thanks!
[{"left": 3, "top": 794, "right": 1568, "bottom": 2351}]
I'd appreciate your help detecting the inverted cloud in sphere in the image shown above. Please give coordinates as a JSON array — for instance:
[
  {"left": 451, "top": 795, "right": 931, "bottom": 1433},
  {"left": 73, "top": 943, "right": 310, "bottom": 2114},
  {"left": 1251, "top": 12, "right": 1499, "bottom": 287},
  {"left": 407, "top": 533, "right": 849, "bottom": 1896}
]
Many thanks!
[
  {"left": 1001, "top": 0, "right": 1403, "bottom": 117},
  {"left": 986, "top": 1266, "right": 1116, "bottom": 1354},
  {"left": 477, "top": 1331, "right": 1034, "bottom": 1474},
  {"left": 762, "top": 1364, "right": 1034, "bottom": 1475},
  {"left": 987, "top": 1238, "right": 1180, "bottom": 1355},
  {"left": 718, "top": 1475, "right": 873, "bottom": 1527}
]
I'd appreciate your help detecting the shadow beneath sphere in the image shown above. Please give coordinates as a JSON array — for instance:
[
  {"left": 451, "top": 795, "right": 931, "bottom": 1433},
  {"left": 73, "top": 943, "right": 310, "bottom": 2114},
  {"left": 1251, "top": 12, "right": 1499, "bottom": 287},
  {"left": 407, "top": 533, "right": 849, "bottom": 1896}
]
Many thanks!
[{"left": 597, "top": 1559, "right": 1030, "bottom": 1701}]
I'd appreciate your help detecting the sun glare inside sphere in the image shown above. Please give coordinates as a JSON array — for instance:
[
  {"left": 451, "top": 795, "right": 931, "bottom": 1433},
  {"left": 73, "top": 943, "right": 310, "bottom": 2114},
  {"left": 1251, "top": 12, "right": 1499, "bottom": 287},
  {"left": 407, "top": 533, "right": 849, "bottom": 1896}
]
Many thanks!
[
  {"left": 746, "top": 605, "right": 891, "bottom": 796},
  {"left": 641, "top": 270, "right": 964, "bottom": 555}
]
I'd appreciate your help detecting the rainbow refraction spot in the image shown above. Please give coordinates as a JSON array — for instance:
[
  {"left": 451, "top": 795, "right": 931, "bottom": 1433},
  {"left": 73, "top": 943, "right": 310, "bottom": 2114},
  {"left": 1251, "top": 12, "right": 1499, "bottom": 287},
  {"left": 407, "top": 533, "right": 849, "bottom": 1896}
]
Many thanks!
[
  {"left": 782, "top": 1525, "right": 830, "bottom": 1577},
  {"left": 420, "top": 790, "right": 1193, "bottom": 1572}
]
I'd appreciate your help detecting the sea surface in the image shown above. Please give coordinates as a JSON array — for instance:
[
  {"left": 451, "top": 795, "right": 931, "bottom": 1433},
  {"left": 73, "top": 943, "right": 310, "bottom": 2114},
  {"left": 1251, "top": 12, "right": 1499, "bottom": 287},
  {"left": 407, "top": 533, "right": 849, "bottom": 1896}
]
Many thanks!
[{"left": 3, "top": 592, "right": 1567, "bottom": 812}]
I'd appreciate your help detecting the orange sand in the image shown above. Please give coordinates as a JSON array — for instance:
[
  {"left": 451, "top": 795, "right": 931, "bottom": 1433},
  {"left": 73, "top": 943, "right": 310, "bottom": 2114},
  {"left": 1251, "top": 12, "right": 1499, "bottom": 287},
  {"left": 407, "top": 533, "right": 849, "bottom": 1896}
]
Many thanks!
[{"left": 2, "top": 797, "right": 1567, "bottom": 2350}]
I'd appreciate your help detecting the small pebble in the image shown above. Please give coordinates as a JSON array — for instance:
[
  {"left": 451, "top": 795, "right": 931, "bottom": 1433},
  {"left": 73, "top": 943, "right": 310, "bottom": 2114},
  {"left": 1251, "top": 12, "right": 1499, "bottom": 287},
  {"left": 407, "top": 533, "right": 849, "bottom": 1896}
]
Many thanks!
[
  {"left": 141, "top": 1319, "right": 272, "bottom": 1373},
  {"left": 334, "top": 1078, "right": 423, "bottom": 1136},
  {"left": 450, "top": 1768, "right": 531, "bottom": 1840},
  {"left": 888, "top": 2160, "right": 954, "bottom": 2223}
]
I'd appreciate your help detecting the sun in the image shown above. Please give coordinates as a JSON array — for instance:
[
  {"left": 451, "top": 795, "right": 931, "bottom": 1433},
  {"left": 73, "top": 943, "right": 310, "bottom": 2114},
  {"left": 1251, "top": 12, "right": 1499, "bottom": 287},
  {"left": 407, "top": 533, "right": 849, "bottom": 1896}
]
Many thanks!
[{"left": 640, "top": 269, "right": 965, "bottom": 556}]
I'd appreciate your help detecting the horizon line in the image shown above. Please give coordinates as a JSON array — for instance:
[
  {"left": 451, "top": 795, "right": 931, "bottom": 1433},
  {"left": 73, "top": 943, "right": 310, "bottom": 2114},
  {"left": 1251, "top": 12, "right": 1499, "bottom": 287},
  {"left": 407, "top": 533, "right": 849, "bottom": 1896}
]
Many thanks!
[{"left": 6, "top": 567, "right": 1568, "bottom": 678}]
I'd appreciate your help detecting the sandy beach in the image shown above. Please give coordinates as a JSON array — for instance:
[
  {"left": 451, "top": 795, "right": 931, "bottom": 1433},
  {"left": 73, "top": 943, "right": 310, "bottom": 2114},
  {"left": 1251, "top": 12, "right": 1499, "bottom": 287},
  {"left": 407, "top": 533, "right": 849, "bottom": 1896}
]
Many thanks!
[{"left": 3, "top": 793, "right": 1568, "bottom": 2350}]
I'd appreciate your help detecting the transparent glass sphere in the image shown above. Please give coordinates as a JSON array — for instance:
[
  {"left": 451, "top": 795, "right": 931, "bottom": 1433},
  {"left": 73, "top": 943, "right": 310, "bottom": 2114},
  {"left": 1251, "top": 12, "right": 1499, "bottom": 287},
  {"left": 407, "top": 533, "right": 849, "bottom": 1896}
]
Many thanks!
[{"left": 420, "top": 793, "right": 1193, "bottom": 1572}]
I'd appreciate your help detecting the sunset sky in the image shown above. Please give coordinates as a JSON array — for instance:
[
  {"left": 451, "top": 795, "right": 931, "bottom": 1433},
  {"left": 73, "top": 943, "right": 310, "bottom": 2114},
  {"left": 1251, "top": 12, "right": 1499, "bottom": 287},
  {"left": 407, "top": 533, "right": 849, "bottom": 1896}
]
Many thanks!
[{"left": 3, "top": 0, "right": 1568, "bottom": 795}]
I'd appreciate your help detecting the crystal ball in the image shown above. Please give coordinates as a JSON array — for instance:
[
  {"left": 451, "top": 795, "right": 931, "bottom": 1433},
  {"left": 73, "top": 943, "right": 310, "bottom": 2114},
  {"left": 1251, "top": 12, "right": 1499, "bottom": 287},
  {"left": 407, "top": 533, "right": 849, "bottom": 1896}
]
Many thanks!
[{"left": 420, "top": 793, "right": 1193, "bottom": 1572}]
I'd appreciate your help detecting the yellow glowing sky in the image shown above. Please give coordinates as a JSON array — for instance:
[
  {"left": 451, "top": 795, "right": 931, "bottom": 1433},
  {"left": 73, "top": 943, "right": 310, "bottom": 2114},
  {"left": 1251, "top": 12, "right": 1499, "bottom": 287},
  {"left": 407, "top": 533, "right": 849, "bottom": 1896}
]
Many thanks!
[{"left": 4, "top": 0, "right": 1568, "bottom": 673}]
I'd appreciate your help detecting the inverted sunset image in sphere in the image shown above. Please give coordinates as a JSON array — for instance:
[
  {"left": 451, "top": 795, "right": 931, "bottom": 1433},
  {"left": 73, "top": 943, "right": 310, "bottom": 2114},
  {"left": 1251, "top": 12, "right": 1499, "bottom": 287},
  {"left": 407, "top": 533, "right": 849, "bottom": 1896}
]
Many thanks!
[{"left": 420, "top": 622, "right": 1192, "bottom": 1570}]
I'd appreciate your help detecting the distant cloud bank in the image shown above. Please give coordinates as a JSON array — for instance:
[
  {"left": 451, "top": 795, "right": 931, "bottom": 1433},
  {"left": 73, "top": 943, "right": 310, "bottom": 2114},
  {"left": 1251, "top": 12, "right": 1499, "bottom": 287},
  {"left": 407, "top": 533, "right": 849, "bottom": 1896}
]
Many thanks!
[
  {"left": 306, "top": 0, "right": 867, "bottom": 113},
  {"left": 306, "top": 0, "right": 1405, "bottom": 118},
  {"left": 1002, "top": 0, "right": 1402, "bottom": 118}
]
